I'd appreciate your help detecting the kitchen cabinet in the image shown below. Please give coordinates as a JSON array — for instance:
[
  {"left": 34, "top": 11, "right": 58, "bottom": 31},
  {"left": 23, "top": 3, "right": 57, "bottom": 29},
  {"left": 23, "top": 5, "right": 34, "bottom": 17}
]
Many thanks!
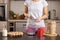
[
  {"left": 0, "top": 0, "right": 9, "bottom": 20},
  {"left": 0, "top": 0, "right": 10, "bottom": 32},
  {"left": 8, "top": 20, "right": 27, "bottom": 32},
  {"left": 16, "top": 22, "right": 26, "bottom": 32}
]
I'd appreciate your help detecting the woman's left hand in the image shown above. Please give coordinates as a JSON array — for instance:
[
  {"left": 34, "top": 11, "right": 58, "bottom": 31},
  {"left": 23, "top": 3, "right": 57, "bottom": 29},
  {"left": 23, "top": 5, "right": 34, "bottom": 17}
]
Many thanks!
[{"left": 35, "top": 17, "right": 42, "bottom": 22}]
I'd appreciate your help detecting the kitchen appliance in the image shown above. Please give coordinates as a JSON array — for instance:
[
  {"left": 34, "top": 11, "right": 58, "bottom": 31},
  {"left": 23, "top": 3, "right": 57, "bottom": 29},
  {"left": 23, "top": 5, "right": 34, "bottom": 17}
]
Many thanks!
[{"left": 0, "top": 6, "right": 5, "bottom": 21}]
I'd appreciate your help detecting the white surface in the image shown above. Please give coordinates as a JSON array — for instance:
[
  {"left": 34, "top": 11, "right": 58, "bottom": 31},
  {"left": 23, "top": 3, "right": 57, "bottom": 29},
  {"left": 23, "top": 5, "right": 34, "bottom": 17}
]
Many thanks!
[{"left": 2, "top": 28, "right": 7, "bottom": 36}]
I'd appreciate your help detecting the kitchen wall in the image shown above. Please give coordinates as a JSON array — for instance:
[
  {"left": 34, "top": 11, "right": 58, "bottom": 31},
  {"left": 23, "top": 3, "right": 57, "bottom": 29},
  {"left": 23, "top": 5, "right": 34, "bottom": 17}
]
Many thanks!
[
  {"left": 48, "top": 1, "right": 60, "bottom": 19},
  {"left": 10, "top": 1, "right": 24, "bottom": 15},
  {"left": 10, "top": 1, "right": 60, "bottom": 19}
]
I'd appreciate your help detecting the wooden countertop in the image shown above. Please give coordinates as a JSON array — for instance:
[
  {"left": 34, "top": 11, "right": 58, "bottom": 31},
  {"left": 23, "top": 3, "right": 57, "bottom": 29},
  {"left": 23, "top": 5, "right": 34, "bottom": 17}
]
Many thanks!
[
  {"left": 8, "top": 19, "right": 60, "bottom": 23},
  {"left": 8, "top": 19, "right": 27, "bottom": 22},
  {"left": 45, "top": 20, "right": 60, "bottom": 23}
]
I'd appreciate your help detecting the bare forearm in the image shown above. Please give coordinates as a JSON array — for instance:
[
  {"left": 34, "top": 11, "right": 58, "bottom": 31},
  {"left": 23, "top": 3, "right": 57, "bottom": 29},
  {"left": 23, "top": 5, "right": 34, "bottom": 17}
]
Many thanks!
[
  {"left": 24, "top": 13, "right": 27, "bottom": 16},
  {"left": 40, "top": 14, "right": 48, "bottom": 20},
  {"left": 23, "top": 5, "right": 28, "bottom": 16},
  {"left": 40, "top": 6, "right": 48, "bottom": 20}
]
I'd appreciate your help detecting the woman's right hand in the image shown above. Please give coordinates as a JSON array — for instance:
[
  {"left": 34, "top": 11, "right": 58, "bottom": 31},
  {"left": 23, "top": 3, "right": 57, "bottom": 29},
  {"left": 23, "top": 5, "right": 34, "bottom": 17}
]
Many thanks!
[{"left": 24, "top": 13, "right": 30, "bottom": 18}]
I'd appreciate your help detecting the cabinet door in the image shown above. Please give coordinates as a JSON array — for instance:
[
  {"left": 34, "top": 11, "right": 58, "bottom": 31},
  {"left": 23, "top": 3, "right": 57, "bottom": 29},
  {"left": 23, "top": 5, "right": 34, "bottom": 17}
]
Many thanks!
[
  {"left": 0, "top": 0, "right": 4, "bottom": 3},
  {"left": 16, "top": 22, "right": 26, "bottom": 32}
]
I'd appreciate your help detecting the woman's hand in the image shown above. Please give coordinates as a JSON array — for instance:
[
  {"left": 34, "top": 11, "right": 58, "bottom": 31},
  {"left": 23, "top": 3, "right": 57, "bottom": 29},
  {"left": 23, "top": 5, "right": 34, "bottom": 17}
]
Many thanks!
[
  {"left": 35, "top": 17, "right": 42, "bottom": 22},
  {"left": 24, "top": 5, "right": 30, "bottom": 18},
  {"left": 25, "top": 13, "right": 30, "bottom": 18}
]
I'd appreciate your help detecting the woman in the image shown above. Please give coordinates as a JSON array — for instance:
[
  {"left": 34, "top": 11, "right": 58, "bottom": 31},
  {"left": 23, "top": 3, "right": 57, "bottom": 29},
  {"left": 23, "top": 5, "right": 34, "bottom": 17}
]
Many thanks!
[{"left": 24, "top": 0, "right": 48, "bottom": 37}]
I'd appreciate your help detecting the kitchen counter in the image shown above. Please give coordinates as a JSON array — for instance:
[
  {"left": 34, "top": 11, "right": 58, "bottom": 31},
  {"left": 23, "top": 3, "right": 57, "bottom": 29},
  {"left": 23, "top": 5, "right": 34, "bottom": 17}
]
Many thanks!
[
  {"left": 8, "top": 19, "right": 60, "bottom": 23},
  {"left": 45, "top": 20, "right": 60, "bottom": 23},
  {"left": 7, "top": 19, "right": 60, "bottom": 35},
  {"left": 0, "top": 32, "right": 60, "bottom": 40}
]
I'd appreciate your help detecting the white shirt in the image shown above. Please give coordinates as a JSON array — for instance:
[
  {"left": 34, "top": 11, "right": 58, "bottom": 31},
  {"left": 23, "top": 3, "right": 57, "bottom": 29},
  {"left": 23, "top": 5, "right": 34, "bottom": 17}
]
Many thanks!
[{"left": 24, "top": 0, "right": 48, "bottom": 28}]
